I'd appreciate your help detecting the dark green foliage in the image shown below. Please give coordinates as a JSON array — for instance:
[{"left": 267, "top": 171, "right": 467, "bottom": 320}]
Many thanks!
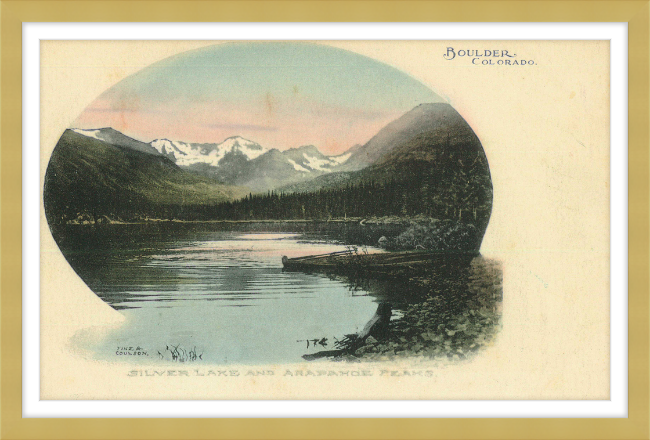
[
  {"left": 383, "top": 221, "right": 480, "bottom": 252},
  {"left": 43, "top": 130, "right": 243, "bottom": 225}
]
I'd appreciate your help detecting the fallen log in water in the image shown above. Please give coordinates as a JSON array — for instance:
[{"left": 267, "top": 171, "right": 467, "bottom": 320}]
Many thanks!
[{"left": 282, "top": 250, "right": 476, "bottom": 277}]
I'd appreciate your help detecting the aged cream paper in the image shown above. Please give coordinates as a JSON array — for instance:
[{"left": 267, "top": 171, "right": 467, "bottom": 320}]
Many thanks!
[{"left": 40, "top": 40, "right": 609, "bottom": 400}]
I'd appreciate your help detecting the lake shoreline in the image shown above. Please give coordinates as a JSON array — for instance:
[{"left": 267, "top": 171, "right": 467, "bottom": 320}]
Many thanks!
[
  {"left": 307, "top": 257, "right": 503, "bottom": 363},
  {"left": 63, "top": 215, "right": 439, "bottom": 227}
]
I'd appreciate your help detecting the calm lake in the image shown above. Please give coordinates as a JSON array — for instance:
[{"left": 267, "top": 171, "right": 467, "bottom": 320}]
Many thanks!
[
  {"left": 59, "top": 222, "right": 403, "bottom": 364},
  {"left": 55, "top": 222, "right": 502, "bottom": 365}
]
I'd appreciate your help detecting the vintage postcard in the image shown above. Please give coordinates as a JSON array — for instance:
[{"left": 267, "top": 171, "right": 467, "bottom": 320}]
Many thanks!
[{"left": 39, "top": 40, "right": 610, "bottom": 400}]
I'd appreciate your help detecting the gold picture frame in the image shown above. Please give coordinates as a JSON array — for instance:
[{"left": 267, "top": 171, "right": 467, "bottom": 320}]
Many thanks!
[{"left": 3, "top": 1, "right": 648, "bottom": 438}]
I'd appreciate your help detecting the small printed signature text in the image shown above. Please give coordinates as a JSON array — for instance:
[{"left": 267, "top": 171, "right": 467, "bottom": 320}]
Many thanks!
[{"left": 116, "top": 346, "right": 148, "bottom": 356}]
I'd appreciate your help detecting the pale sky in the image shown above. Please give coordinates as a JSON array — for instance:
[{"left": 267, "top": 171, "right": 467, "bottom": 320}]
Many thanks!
[{"left": 73, "top": 42, "right": 442, "bottom": 155}]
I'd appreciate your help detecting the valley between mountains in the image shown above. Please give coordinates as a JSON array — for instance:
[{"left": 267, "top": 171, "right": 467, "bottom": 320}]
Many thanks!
[{"left": 44, "top": 103, "right": 493, "bottom": 252}]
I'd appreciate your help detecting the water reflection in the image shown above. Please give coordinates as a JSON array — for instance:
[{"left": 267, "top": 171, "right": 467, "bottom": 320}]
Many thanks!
[
  {"left": 63, "top": 224, "right": 386, "bottom": 364},
  {"left": 54, "top": 222, "right": 501, "bottom": 364}
]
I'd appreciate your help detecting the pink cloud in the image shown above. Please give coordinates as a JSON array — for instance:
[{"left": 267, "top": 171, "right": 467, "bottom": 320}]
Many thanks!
[{"left": 73, "top": 97, "right": 402, "bottom": 155}]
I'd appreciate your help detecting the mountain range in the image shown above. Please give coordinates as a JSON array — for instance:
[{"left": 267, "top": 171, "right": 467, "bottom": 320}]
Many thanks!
[
  {"left": 45, "top": 103, "right": 493, "bottom": 238},
  {"left": 72, "top": 129, "right": 359, "bottom": 192}
]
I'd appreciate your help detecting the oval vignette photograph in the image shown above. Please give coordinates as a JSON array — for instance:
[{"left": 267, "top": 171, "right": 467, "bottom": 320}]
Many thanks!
[{"left": 44, "top": 42, "right": 500, "bottom": 365}]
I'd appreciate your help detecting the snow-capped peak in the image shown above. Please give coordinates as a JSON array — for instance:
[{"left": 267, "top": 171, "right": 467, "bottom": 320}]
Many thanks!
[
  {"left": 71, "top": 127, "right": 354, "bottom": 180},
  {"left": 217, "top": 137, "right": 266, "bottom": 160},
  {"left": 150, "top": 136, "right": 267, "bottom": 167}
]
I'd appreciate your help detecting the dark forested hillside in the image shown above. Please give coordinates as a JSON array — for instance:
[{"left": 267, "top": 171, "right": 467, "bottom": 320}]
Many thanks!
[
  {"left": 278, "top": 103, "right": 493, "bottom": 234},
  {"left": 185, "top": 136, "right": 491, "bottom": 233},
  {"left": 185, "top": 174, "right": 486, "bottom": 222},
  {"left": 44, "top": 130, "right": 244, "bottom": 225}
]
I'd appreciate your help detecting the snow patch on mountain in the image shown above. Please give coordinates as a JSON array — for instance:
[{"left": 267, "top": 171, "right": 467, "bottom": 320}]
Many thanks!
[
  {"left": 72, "top": 128, "right": 103, "bottom": 140},
  {"left": 329, "top": 152, "right": 352, "bottom": 165},
  {"left": 302, "top": 153, "right": 335, "bottom": 172},
  {"left": 287, "top": 159, "right": 310, "bottom": 173}
]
